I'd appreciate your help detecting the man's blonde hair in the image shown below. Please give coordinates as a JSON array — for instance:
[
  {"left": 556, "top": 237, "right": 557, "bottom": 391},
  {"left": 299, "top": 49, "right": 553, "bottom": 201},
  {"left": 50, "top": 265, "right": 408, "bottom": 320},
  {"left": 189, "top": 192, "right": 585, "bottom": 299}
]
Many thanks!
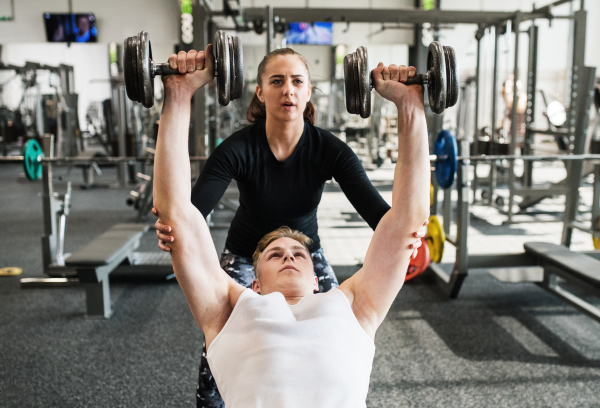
[{"left": 252, "top": 226, "right": 313, "bottom": 276}]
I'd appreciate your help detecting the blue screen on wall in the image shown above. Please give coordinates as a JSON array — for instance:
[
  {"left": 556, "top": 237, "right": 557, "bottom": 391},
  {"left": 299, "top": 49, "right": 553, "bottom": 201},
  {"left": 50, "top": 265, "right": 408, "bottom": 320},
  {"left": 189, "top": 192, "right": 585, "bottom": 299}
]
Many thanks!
[
  {"left": 286, "top": 22, "right": 333, "bottom": 45},
  {"left": 44, "top": 13, "right": 98, "bottom": 43}
]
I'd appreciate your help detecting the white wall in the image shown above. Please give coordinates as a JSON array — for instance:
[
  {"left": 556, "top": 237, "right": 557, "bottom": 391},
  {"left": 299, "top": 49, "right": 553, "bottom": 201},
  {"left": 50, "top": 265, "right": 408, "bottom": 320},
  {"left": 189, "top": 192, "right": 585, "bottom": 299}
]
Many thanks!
[
  {"left": 0, "top": 43, "right": 111, "bottom": 122},
  {"left": 0, "top": 0, "right": 179, "bottom": 129},
  {"left": 0, "top": 0, "right": 179, "bottom": 48}
]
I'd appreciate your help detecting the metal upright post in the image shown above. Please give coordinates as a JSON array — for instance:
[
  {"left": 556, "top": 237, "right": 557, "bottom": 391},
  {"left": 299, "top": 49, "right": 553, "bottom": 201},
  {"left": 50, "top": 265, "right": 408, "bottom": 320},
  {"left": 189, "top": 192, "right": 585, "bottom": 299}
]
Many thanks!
[
  {"left": 487, "top": 24, "right": 501, "bottom": 204},
  {"left": 266, "top": 5, "right": 274, "bottom": 53},
  {"left": 562, "top": 67, "right": 595, "bottom": 246},
  {"left": 471, "top": 26, "right": 484, "bottom": 203},
  {"left": 562, "top": 9, "right": 591, "bottom": 246},
  {"left": 115, "top": 86, "right": 128, "bottom": 186},
  {"left": 506, "top": 13, "right": 521, "bottom": 222},
  {"left": 592, "top": 164, "right": 600, "bottom": 241},
  {"left": 192, "top": 4, "right": 209, "bottom": 158},
  {"left": 428, "top": 138, "right": 470, "bottom": 298},
  {"left": 41, "top": 134, "right": 57, "bottom": 275},
  {"left": 523, "top": 24, "right": 538, "bottom": 188},
  {"left": 454, "top": 138, "right": 471, "bottom": 279}
]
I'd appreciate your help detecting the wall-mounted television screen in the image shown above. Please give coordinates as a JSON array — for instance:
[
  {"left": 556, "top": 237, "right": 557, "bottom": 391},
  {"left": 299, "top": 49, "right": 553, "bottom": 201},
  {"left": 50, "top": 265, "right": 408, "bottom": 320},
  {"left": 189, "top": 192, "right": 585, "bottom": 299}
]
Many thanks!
[
  {"left": 43, "top": 13, "right": 97, "bottom": 43},
  {"left": 286, "top": 22, "right": 333, "bottom": 45}
]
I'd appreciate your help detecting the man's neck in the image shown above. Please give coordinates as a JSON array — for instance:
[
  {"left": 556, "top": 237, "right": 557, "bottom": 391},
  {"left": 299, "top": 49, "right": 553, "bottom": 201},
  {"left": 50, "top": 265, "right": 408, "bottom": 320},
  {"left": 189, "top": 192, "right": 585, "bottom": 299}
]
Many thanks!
[{"left": 284, "top": 295, "right": 308, "bottom": 305}]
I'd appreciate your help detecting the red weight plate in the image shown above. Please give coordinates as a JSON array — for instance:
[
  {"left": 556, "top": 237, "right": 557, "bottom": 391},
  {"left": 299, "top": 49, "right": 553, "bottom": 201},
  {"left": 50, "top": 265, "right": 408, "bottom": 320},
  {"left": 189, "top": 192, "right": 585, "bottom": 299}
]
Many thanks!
[{"left": 405, "top": 238, "right": 431, "bottom": 282}]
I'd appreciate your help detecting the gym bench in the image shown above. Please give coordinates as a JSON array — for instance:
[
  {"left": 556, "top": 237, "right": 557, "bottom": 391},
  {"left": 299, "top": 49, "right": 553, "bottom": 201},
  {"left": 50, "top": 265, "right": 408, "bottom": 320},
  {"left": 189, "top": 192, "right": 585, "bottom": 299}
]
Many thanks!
[
  {"left": 525, "top": 242, "right": 600, "bottom": 322},
  {"left": 65, "top": 223, "right": 148, "bottom": 318}
]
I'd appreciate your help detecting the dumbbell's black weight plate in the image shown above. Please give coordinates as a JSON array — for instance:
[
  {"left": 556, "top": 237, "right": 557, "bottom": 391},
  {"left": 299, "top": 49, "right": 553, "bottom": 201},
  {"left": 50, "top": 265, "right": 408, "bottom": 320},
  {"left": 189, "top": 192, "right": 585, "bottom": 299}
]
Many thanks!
[
  {"left": 343, "top": 52, "right": 358, "bottom": 115},
  {"left": 343, "top": 47, "right": 370, "bottom": 118},
  {"left": 137, "top": 31, "right": 154, "bottom": 109},
  {"left": 427, "top": 42, "right": 447, "bottom": 115},
  {"left": 356, "top": 46, "right": 370, "bottom": 119},
  {"left": 443, "top": 46, "right": 459, "bottom": 109},
  {"left": 123, "top": 30, "right": 244, "bottom": 108},
  {"left": 124, "top": 37, "right": 139, "bottom": 103},
  {"left": 215, "top": 31, "right": 231, "bottom": 106},
  {"left": 343, "top": 41, "right": 459, "bottom": 117},
  {"left": 231, "top": 36, "right": 244, "bottom": 100}
]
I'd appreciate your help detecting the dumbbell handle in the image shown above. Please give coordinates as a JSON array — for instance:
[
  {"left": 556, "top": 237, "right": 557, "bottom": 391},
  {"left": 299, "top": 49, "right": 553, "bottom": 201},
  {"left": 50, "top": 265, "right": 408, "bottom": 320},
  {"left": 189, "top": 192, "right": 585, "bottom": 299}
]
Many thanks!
[
  {"left": 153, "top": 63, "right": 181, "bottom": 77},
  {"left": 369, "top": 72, "right": 428, "bottom": 89},
  {"left": 153, "top": 61, "right": 222, "bottom": 79},
  {"left": 404, "top": 73, "right": 428, "bottom": 86}
]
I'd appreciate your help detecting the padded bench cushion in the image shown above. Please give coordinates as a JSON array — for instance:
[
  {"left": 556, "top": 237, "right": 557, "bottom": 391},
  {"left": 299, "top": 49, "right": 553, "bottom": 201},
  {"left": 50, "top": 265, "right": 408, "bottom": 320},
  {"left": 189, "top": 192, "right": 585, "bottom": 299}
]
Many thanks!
[
  {"left": 65, "top": 223, "right": 148, "bottom": 267},
  {"left": 524, "top": 242, "right": 600, "bottom": 286}
]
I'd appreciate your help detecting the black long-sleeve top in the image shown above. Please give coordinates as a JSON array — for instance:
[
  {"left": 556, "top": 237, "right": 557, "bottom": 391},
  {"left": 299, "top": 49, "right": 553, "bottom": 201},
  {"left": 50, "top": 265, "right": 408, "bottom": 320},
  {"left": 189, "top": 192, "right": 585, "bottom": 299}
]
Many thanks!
[{"left": 191, "top": 120, "right": 391, "bottom": 259}]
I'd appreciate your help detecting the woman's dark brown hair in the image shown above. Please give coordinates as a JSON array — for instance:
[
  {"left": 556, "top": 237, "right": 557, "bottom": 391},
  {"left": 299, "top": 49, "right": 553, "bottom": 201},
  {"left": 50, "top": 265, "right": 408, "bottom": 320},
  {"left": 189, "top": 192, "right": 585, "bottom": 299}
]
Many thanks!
[{"left": 246, "top": 48, "right": 316, "bottom": 125}]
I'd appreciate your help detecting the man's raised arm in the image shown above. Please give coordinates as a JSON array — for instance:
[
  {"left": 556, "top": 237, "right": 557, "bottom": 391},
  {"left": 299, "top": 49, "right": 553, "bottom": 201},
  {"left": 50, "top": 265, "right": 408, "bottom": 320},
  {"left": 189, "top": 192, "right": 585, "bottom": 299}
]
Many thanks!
[
  {"left": 153, "top": 46, "right": 244, "bottom": 345},
  {"left": 339, "top": 63, "right": 431, "bottom": 339}
]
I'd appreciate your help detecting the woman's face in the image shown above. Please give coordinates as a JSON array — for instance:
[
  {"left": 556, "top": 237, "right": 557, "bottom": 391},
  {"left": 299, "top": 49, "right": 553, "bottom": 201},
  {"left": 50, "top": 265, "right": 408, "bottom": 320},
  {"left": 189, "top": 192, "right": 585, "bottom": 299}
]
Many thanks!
[{"left": 256, "top": 55, "right": 312, "bottom": 124}]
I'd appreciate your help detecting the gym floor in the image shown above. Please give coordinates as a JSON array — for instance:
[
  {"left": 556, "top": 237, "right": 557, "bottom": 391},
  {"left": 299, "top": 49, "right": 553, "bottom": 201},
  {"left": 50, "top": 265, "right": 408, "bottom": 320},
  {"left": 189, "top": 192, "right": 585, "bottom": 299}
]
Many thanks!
[{"left": 1, "top": 162, "right": 600, "bottom": 408}]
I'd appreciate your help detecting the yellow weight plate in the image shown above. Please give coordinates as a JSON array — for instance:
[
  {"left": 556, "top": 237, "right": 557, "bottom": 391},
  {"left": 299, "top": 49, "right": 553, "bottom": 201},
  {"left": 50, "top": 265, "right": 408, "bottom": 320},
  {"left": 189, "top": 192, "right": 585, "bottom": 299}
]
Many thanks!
[
  {"left": 593, "top": 217, "right": 600, "bottom": 250},
  {"left": 430, "top": 184, "right": 434, "bottom": 206},
  {"left": 0, "top": 267, "right": 23, "bottom": 276},
  {"left": 426, "top": 215, "right": 445, "bottom": 263}
]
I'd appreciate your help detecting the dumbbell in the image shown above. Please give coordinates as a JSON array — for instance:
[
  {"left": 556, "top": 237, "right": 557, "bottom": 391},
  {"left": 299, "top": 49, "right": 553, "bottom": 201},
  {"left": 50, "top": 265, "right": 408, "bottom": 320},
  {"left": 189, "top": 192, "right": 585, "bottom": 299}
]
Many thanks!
[
  {"left": 123, "top": 30, "right": 244, "bottom": 108},
  {"left": 343, "top": 42, "right": 459, "bottom": 117}
]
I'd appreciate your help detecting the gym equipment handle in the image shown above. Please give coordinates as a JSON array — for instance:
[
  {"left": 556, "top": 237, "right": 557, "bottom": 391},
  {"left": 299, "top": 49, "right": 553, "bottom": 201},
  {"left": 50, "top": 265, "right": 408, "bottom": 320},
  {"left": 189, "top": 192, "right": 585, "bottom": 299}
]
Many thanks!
[
  {"left": 153, "top": 63, "right": 181, "bottom": 76},
  {"left": 404, "top": 73, "right": 428, "bottom": 86},
  {"left": 369, "top": 72, "right": 428, "bottom": 90}
]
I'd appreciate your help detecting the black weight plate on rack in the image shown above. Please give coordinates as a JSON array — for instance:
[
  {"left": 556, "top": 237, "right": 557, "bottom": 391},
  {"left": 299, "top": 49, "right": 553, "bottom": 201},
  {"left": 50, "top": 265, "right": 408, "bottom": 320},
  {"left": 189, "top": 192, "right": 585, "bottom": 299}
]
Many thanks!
[
  {"left": 344, "top": 53, "right": 358, "bottom": 115},
  {"left": 231, "top": 36, "right": 244, "bottom": 100},
  {"left": 427, "top": 41, "right": 447, "bottom": 114},
  {"left": 356, "top": 46, "right": 371, "bottom": 118},
  {"left": 137, "top": 31, "right": 154, "bottom": 108},
  {"left": 214, "top": 31, "right": 231, "bottom": 106},
  {"left": 123, "top": 37, "right": 139, "bottom": 102},
  {"left": 443, "top": 46, "right": 459, "bottom": 108}
]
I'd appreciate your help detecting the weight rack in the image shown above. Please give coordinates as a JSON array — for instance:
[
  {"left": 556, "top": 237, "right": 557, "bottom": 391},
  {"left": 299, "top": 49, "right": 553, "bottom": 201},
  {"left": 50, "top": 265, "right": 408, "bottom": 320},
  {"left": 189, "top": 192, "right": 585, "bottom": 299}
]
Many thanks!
[{"left": 428, "top": 143, "right": 600, "bottom": 299}]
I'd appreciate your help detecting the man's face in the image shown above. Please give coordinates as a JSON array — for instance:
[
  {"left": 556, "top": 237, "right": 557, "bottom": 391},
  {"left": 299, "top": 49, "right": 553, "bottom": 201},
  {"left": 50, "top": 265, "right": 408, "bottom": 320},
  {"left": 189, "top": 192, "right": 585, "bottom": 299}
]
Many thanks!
[
  {"left": 252, "top": 237, "right": 318, "bottom": 297},
  {"left": 77, "top": 17, "right": 90, "bottom": 33}
]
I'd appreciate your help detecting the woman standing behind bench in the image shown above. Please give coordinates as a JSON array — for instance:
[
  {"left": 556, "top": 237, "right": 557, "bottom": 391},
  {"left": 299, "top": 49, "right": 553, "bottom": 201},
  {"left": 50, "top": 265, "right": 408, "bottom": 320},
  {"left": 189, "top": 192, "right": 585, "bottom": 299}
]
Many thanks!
[{"left": 153, "top": 47, "right": 426, "bottom": 408}]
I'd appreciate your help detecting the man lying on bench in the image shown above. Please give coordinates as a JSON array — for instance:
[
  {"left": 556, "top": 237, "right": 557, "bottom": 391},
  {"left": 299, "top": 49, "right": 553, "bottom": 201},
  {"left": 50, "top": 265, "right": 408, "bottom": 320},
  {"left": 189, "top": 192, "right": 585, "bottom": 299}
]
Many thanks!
[{"left": 153, "top": 44, "right": 430, "bottom": 407}]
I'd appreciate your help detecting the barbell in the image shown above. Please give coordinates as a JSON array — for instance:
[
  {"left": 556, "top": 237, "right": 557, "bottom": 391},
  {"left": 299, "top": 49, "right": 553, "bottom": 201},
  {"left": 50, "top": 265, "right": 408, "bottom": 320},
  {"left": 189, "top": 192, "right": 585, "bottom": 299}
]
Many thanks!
[
  {"left": 344, "top": 42, "right": 459, "bottom": 118},
  {"left": 0, "top": 139, "right": 206, "bottom": 181},
  {"left": 431, "top": 130, "right": 600, "bottom": 189},
  {"left": 123, "top": 30, "right": 243, "bottom": 108}
]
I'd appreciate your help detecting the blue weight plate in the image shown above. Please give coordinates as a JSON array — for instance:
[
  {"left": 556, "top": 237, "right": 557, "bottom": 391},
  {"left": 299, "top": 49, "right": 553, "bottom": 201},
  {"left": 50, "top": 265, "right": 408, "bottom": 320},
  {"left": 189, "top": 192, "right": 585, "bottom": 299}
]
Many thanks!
[{"left": 433, "top": 130, "right": 457, "bottom": 189}]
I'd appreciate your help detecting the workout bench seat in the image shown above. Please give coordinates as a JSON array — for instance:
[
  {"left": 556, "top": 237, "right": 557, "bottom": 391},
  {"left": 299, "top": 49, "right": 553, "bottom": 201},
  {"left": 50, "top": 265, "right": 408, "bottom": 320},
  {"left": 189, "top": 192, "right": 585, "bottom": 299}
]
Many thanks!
[
  {"left": 524, "top": 242, "right": 600, "bottom": 321},
  {"left": 65, "top": 223, "right": 148, "bottom": 318}
]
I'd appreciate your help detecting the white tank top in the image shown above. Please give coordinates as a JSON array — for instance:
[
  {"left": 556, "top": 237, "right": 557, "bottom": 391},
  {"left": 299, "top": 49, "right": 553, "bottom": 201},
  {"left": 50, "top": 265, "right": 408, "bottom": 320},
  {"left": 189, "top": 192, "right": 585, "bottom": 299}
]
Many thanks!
[{"left": 207, "top": 288, "right": 376, "bottom": 408}]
